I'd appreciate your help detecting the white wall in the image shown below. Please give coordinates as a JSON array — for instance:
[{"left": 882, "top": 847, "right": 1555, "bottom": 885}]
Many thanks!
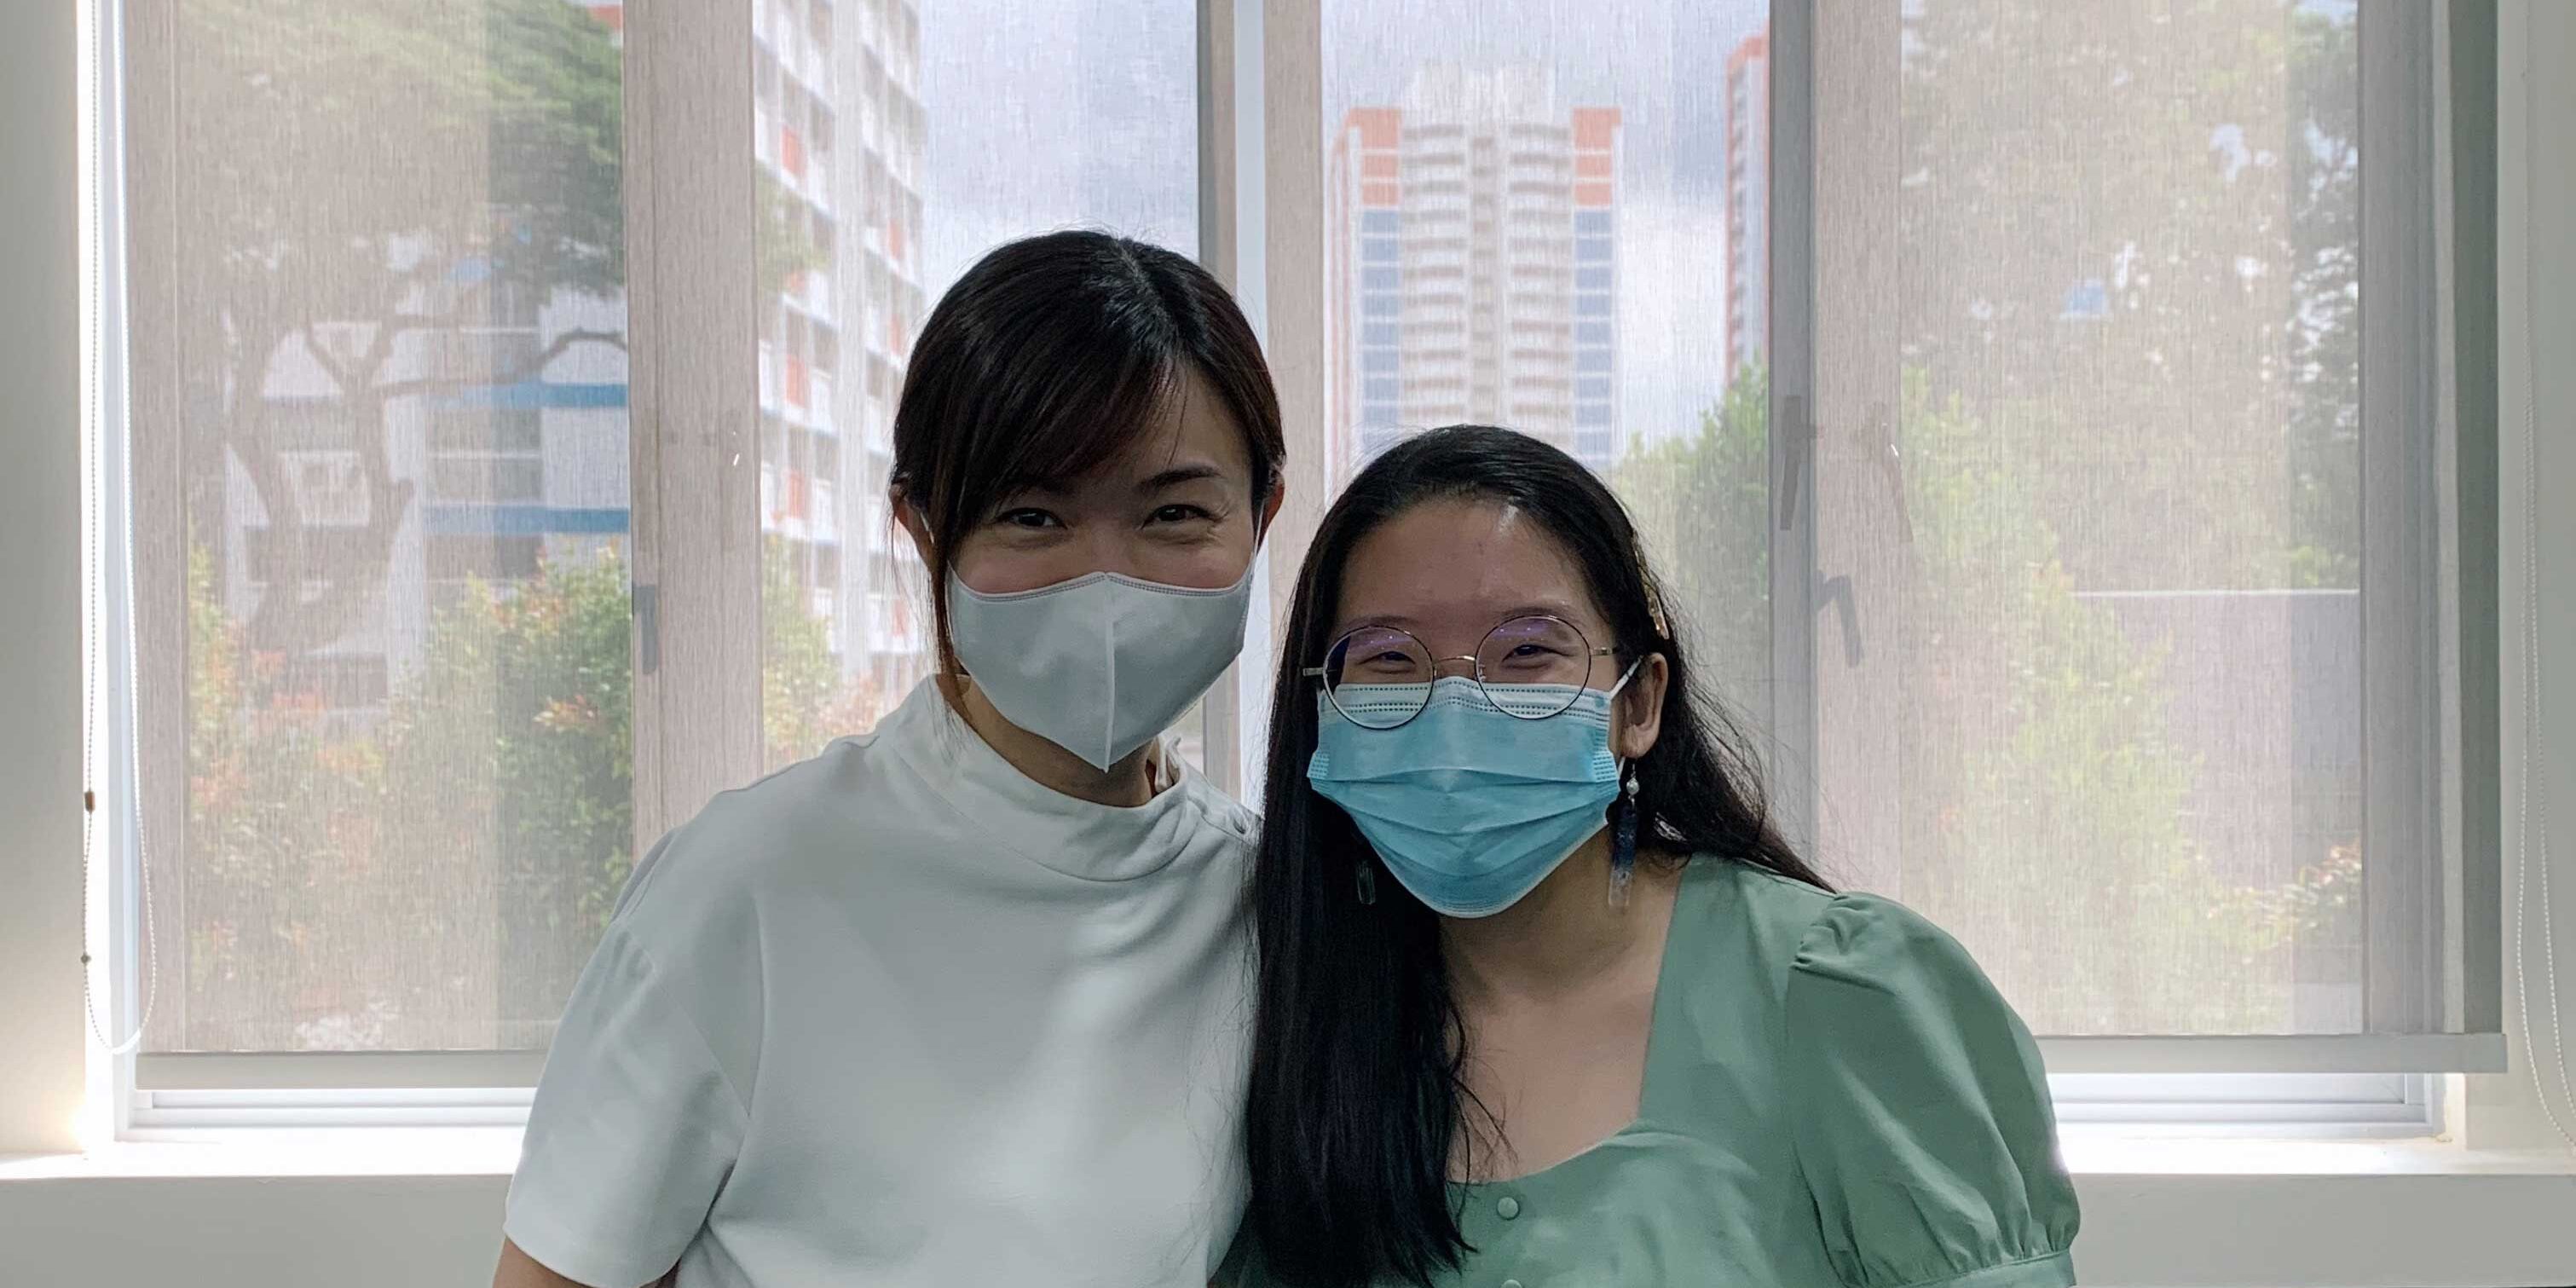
[
  {"left": 2465, "top": 0, "right": 2576, "bottom": 1159},
  {"left": 4, "top": 3, "right": 2575, "bottom": 1286},
  {"left": 3, "top": 1168, "right": 2575, "bottom": 1288},
  {"left": 0, "top": 0, "right": 89, "bottom": 1161},
  {"left": 0, "top": 1175, "right": 506, "bottom": 1288}
]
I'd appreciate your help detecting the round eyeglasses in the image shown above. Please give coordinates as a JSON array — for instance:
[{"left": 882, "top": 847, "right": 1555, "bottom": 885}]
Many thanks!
[{"left": 1302, "top": 615, "right": 1619, "bottom": 730}]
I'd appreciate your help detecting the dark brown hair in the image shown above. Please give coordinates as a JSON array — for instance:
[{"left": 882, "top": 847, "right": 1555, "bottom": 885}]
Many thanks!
[{"left": 890, "top": 230, "right": 1284, "bottom": 672}]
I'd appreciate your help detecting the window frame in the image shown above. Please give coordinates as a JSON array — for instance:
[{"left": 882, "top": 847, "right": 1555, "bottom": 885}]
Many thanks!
[
  {"left": 96, "top": 0, "right": 2501, "bottom": 1134},
  {"left": 1768, "top": 0, "right": 2500, "bottom": 1075}
]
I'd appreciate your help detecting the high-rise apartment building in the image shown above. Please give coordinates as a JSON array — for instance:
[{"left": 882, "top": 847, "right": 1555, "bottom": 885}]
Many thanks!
[
  {"left": 754, "top": 0, "right": 930, "bottom": 697},
  {"left": 222, "top": 0, "right": 929, "bottom": 715},
  {"left": 1326, "top": 67, "right": 1622, "bottom": 482},
  {"left": 1724, "top": 32, "right": 1769, "bottom": 384}
]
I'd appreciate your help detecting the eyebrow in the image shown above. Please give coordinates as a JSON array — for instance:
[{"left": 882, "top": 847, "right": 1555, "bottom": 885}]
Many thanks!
[
  {"left": 1136, "top": 464, "right": 1228, "bottom": 494},
  {"left": 1335, "top": 602, "right": 1591, "bottom": 634},
  {"left": 1002, "top": 463, "right": 1227, "bottom": 503}
]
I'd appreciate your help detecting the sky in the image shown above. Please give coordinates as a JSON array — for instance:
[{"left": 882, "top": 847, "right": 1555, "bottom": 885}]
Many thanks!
[{"left": 915, "top": 0, "right": 1771, "bottom": 453}]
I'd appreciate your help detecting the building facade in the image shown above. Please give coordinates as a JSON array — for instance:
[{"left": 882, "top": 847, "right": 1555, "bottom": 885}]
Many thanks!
[
  {"left": 1724, "top": 32, "right": 1769, "bottom": 385},
  {"left": 754, "top": 0, "right": 931, "bottom": 702},
  {"left": 223, "top": 0, "right": 929, "bottom": 719},
  {"left": 1326, "top": 67, "right": 1622, "bottom": 482}
]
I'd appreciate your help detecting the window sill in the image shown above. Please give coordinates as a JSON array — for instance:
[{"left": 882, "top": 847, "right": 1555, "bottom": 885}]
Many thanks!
[
  {"left": 0, "top": 1128, "right": 523, "bottom": 1181},
  {"left": 5, "top": 1128, "right": 2567, "bottom": 1183},
  {"left": 3, "top": 1131, "right": 2570, "bottom": 1286},
  {"left": 2060, "top": 1133, "right": 2576, "bottom": 1176}
]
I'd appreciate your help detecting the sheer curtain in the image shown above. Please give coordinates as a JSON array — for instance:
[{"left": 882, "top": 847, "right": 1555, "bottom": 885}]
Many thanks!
[
  {"left": 1274, "top": 0, "right": 2491, "bottom": 1053},
  {"left": 121, "top": 0, "right": 1195, "bottom": 1069},
  {"left": 113, "top": 0, "right": 2493, "bottom": 1084}
]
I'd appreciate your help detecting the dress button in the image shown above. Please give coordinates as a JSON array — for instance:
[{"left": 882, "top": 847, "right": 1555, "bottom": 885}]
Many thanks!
[
  {"left": 1501, "top": 1279, "right": 1523, "bottom": 1288},
  {"left": 1496, "top": 1195, "right": 1521, "bottom": 1220}
]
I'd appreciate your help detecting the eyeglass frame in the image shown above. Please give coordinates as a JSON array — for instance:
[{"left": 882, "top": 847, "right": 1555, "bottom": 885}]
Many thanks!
[{"left": 1301, "top": 614, "right": 1623, "bottom": 731}]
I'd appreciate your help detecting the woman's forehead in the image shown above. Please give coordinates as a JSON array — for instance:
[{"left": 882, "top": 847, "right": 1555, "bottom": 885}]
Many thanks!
[
  {"left": 1335, "top": 500, "right": 1601, "bottom": 633},
  {"left": 1045, "top": 368, "right": 1251, "bottom": 494}
]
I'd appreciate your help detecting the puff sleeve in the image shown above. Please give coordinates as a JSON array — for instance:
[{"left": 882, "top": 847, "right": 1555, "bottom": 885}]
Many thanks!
[{"left": 1788, "top": 892, "right": 2081, "bottom": 1288}]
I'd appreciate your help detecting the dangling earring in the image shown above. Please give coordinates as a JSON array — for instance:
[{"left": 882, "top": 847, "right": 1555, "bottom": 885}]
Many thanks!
[
  {"left": 1356, "top": 858, "right": 1378, "bottom": 906},
  {"left": 1609, "top": 769, "right": 1641, "bottom": 910}
]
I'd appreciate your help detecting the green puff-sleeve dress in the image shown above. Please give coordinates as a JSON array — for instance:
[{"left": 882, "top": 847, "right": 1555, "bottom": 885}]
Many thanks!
[{"left": 1229, "top": 858, "right": 2082, "bottom": 1288}]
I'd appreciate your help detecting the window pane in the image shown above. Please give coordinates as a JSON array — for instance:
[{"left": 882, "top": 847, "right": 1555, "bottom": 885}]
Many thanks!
[
  {"left": 754, "top": 0, "right": 1198, "bottom": 770},
  {"left": 1320, "top": 0, "right": 1776, "bottom": 727},
  {"left": 147, "top": 0, "right": 633, "bottom": 1052},
  {"left": 1878, "top": 0, "right": 2365, "bottom": 1034},
  {"left": 1314, "top": 1, "right": 2388, "bottom": 1042}
]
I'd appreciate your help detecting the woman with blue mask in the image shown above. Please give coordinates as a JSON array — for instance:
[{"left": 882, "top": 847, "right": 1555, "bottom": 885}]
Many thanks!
[
  {"left": 497, "top": 231, "right": 1283, "bottom": 1288},
  {"left": 1228, "top": 427, "right": 2079, "bottom": 1288}
]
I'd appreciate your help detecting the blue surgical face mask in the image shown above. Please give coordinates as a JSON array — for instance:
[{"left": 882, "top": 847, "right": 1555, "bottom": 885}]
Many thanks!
[{"left": 1306, "top": 667, "right": 1638, "bottom": 918}]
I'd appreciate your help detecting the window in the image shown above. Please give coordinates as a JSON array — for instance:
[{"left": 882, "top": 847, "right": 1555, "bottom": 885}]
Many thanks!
[
  {"left": 110, "top": 0, "right": 1198, "bottom": 1106},
  {"left": 1281, "top": 0, "right": 2495, "bottom": 1086},
  {"left": 90, "top": 0, "right": 2494, "bottom": 1130},
  {"left": 754, "top": 0, "right": 1196, "bottom": 772},
  {"left": 1822, "top": 0, "right": 2473, "bottom": 1048}
]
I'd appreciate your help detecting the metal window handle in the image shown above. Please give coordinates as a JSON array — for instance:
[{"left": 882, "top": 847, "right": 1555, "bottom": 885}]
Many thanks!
[
  {"left": 1871, "top": 400, "right": 1914, "bottom": 546},
  {"left": 1776, "top": 392, "right": 1810, "bottom": 532},
  {"left": 1817, "top": 573, "right": 1863, "bottom": 667},
  {"left": 635, "top": 581, "right": 660, "bottom": 676}
]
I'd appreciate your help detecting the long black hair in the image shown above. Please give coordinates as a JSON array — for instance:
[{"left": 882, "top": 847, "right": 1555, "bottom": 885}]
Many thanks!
[
  {"left": 890, "top": 229, "right": 1283, "bottom": 674},
  {"left": 1241, "top": 426, "right": 1828, "bottom": 1287}
]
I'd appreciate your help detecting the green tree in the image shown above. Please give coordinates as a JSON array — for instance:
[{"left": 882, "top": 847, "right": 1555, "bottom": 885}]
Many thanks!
[
  {"left": 762, "top": 538, "right": 848, "bottom": 771},
  {"left": 2282, "top": 8, "right": 2361, "bottom": 587},
  {"left": 170, "top": 0, "right": 631, "bottom": 1048},
  {"left": 1896, "top": 0, "right": 2356, "bottom": 592},
  {"left": 1895, "top": 372, "right": 2289, "bottom": 1032},
  {"left": 1613, "top": 361, "right": 1770, "bottom": 713},
  {"left": 182, "top": 540, "right": 411, "bottom": 1048},
  {"left": 383, "top": 551, "right": 637, "bottom": 1031},
  {"left": 757, "top": 169, "right": 829, "bottom": 304},
  {"left": 185, "top": 532, "right": 893, "bottom": 1045},
  {"left": 176, "top": 0, "right": 625, "bottom": 656},
  {"left": 1609, "top": 363, "right": 2314, "bottom": 1033}
]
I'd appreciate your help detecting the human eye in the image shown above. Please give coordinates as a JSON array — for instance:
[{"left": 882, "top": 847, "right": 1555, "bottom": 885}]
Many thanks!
[
  {"left": 1146, "top": 503, "right": 1217, "bottom": 526},
  {"left": 994, "top": 507, "right": 1065, "bottom": 531}
]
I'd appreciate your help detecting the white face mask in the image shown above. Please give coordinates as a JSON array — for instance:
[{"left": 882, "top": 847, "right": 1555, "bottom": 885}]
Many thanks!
[{"left": 946, "top": 563, "right": 1255, "bottom": 771}]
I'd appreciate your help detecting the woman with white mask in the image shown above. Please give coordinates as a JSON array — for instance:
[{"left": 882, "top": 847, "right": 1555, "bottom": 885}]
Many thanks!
[{"left": 496, "top": 230, "right": 1285, "bottom": 1288}]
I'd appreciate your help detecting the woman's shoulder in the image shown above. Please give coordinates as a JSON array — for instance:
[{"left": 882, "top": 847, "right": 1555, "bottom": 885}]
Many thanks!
[
  {"left": 1175, "top": 769, "right": 1262, "bottom": 852},
  {"left": 1680, "top": 854, "right": 1834, "bottom": 947},
  {"left": 607, "top": 716, "right": 916, "bottom": 946},
  {"left": 1678, "top": 858, "right": 1974, "bottom": 991}
]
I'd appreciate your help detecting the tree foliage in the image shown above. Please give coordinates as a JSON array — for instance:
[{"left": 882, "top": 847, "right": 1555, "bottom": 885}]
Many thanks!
[
  {"left": 1612, "top": 361, "right": 1770, "bottom": 716},
  {"left": 1896, "top": 0, "right": 2360, "bottom": 592},
  {"left": 176, "top": 0, "right": 625, "bottom": 656},
  {"left": 182, "top": 534, "right": 895, "bottom": 1047}
]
